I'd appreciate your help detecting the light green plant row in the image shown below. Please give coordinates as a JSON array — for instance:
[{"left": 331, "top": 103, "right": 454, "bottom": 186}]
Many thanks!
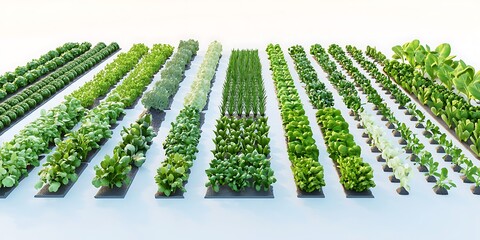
[
  {"left": 70, "top": 44, "right": 149, "bottom": 107},
  {"left": 142, "top": 39, "right": 199, "bottom": 111},
  {"left": 183, "top": 41, "right": 222, "bottom": 111},
  {"left": 108, "top": 44, "right": 174, "bottom": 107}
]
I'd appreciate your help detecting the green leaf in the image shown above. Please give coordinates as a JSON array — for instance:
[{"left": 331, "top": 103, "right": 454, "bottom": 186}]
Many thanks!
[
  {"left": 438, "top": 67, "right": 451, "bottom": 87},
  {"left": 34, "top": 181, "right": 44, "bottom": 190},
  {"left": 176, "top": 167, "right": 185, "bottom": 174},
  {"left": 425, "top": 54, "right": 437, "bottom": 80},
  {"left": 435, "top": 43, "right": 451, "bottom": 59},
  {"left": 467, "top": 81, "right": 480, "bottom": 100},
  {"left": 474, "top": 70, "right": 480, "bottom": 82},
  {"left": 48, "top": 182, "right": 61, "bottom": 192},
  {"left": 392, "top": 46, "right": 404, "bottom": 60},
  {"left": 453, "top": 74, "right": 471, "bottom": 96},
  {"left": 1, "top": 176, "right": 15, "bottom": 187}
]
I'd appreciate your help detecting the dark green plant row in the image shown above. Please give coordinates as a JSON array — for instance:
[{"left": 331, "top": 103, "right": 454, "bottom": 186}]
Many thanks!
[
  {"left": 316, "top": 108, "right": 375, "bottom": 192},
  {"left": 92, "top": 114, "right": 155, "bottom": 188},
  {"left": 332, "top": 44, "right": 454, "bottom": 193},
  {"left": 0, "top": 43, "right": 119, "bottom": 132},
  {"left": 365, "top": 46, "right": 386, "bottom": 66},
  {"left": 206, "top": 116, "right": 275, "bottom": 192},
  {"left": 288, "top": 45, "right": 334, "bottom": 109},
  {"left": 36, "top": 43, "right": 174, "bottom": 193},
  {"left": 0, "top": 97, "right": 85, "bottom": 188},
  {"left": 220, "top": 49, "right": 266, "bottom": 116},
  {"left": 142, "top": 40, "right": 199, "bottom": 111},
  {"left": 0, "top": 42, "right": 90, "bottom": 100},
  {"left": 288, "top": 45, "right": 376, "bottom": 192},
  {"left": 71, "top": 44, "right": 149, "bottom": 107},
  {"left": 310, "top": 44, "right": 363, "bottom": 115},
  {"left": 266, "top": 44, "right": 325, "bottom": 193},
  {"left": 158, "top": 107, "right": 201, "bottom": 196},
  {"left": 156, "top": 41, "right": 222, "bottom": 197}
]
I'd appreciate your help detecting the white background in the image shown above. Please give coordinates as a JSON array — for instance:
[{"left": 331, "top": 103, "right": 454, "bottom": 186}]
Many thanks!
[{"left": 0, "top": 0, "right": 479, "bottom": 239}]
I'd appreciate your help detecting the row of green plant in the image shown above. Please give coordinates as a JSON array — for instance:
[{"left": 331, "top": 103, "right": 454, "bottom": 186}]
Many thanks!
[
  {"left": 288, "top": 45, "right": 334, "bottom": 109},
  {"left": 288, "top": 45, "right": 377, "bottom": 192},
  {"left": 316, "top": 108, "right": 376, "bottom": 191},
  {"left": 348, "top": 46, "right": 411, "bottom": 107},
  {"left": 383, "top": 60, "right": 480, "bottom": 157},
  {"left": 35, "top": 44, "right": 174, "bottom": 192},
  {"left": 70, "top": 44, "right": 149, "bottom": 107},
  {"left": 206, "top": 116, "right": 276, "bottom": 192},
  {"left": 266, "top": 44, "right": 325, "bottom": 193},
  {"left": 184, "top": 41, "right": 222, "bottom": 111},
  {"left": 158, "top": 107, "right": 201, "bottom": 195},
  {"left": 0, "top": 42, "right": 90, "bottom": 100},
  {"left": 356, "top": 45, "right": 478, "bottom": 192},
  {"left": 108, "top": 44, "right": 174, "bottom": 107},
  {"left": 0, "top": 43, "right": 119, "bottom": 131},
  {"left": 142, "top": 39, "right": 199, "bottom": 111},
  {"left": 155, "top": 41, "right": 222, "bottom": 196},
  {"left": 310, "top": 44, "right": 363, "bottom": 115},
  {"left": 391, "top": 40, "right": 480, "bottom": 101},
  {"left": 92, "top": 114, "right": 155, "bottom": 188},
  {"left": 0, "top": 97, "right": 85, "bottom": 187},
  {"left": 205, "top": 48, "right": 276, "bottom": 193},
  {"left": 365, "top": 46, "right": 386, "bottom": 66},
  {"left": 220, "top": 49, "right": 266, "bottom": 116},
  {"left": 425, "top": 120, "right": 480, "bottom": 190}
]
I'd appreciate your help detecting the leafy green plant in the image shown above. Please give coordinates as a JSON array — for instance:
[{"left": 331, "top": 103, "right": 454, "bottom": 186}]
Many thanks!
[
  {"left": 434, "top": 168, "right": 456, "bottom": 190},
  {"left": 463, "top": 160, "right": 480, "bottom": 187},
  {"left": 366, "top": 46, "right": 387, "bottom": 65},
  {"left": 92, "top": 114, "right": 155, "bottom": 188}
]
